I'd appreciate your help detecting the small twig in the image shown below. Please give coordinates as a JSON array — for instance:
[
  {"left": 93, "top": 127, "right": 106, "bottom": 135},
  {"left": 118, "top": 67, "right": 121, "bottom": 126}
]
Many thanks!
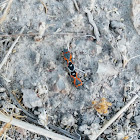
[
  {"left": 73, "top": 0, "right": 80, "bottom": 11},
  {"left": 85, "top": 9, "right": 100, "bottom": 43},
  {"left": 0, "top": 0, "right": 13, "bottom": 24},
  {"left": 0, "top": 27, "right": 25, "bottom": 70},
  {"left": 0, "top": 113, "right": 72, "bottom": 140},
  {"left": 85, "top": 34, "right": 95, "bottom": 39},
  {"left": 123, "top": 54, "right": 140, "bottom": 68},
  {"left": 92, "top": 94, "right": 139, "bottom": 140},
  {"left": 0, "top": 32, "right": 38, "bottom": 38},
  {"left": 75, "top": 68, "right": 85, "bottom": 73},
  {"left": 0, "top": 32, "right": 86, "bottom": 38},
  {"left": 39, "top": 0, "right": 47, "bottom": 14},
  {"left": 128, "top": 55, "right": 140, "bottom": 62}
]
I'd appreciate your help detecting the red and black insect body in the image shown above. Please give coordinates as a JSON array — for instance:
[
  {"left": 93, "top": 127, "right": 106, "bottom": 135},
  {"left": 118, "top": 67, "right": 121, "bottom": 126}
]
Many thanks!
[{"left": 63, "top": 49, "right": 82, "bottom": 88}]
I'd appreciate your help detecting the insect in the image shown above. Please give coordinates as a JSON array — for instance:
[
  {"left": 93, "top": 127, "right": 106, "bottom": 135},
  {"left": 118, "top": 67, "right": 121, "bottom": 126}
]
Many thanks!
[{"left": 62, "top": 49, "right": 82, "bottom": 87}]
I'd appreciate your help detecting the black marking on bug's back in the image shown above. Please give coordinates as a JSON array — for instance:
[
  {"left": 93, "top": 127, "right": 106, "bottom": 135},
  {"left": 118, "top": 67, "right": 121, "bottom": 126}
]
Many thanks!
[
  {"left": 68, "top": 62, "right": 74, "bottom": 71},
  {"left": 71, "top": 70, "right": 76, "bottom": 77}
]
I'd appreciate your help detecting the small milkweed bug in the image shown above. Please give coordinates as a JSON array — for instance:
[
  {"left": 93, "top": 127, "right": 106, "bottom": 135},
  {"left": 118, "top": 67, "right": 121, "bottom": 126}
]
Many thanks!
[{"left": 63, "top": 49, "right": 83, "bottom": 88}]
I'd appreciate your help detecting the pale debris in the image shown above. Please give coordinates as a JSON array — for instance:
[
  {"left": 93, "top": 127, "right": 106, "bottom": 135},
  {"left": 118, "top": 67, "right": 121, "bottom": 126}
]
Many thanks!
[
  {"left": 61, "top": 114, "right": 76, "bottom": 127},
  {"left": 38, "top": 108, "right": 48, "bottom": 127},
  {"left": 35, "top": 84, "right": 48, "bottom": 97},
  {"left": 34, "top": 22, "right": 46, "bottom": 42},
  {"left": 84, "top": 8, "right": 100, "bottom": 43},
  {"left": 35, "top": 84, "right": 48, "bottom": 103}
]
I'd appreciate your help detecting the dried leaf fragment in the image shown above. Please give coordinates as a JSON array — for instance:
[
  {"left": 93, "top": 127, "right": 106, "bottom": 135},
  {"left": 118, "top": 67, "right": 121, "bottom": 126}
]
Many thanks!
[
  {"left": 123, "top": 136, "right": 129, "bottom": 140},
  {"left": 92, "top": 98, "right": 112, "bottom": 114},
  {"left": 0, "top": 117, "right": 12, "bottom": 136}
]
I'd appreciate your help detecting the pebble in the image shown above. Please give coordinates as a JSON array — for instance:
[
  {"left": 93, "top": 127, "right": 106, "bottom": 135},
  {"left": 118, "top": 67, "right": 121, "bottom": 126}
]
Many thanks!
[
  {"left": 110, "top": 20, "right": 125, "bottom": 29},
  {"left": 0, "top": 87, "right": 6, "bottom": 92},
  {"left": 12, "top": 16, "right": 18, "bottom": 21},
  {"left": 127, "top": 112, "right": 133, "bottom": 119},
  {"left": 61, "top": 114, "right": 75, "bottom": 126},
  {"left": 79, "top": 124, "right": 91, "bottom": 135},
  {"left": 104, "top": 128, "right": 112, "bottom": 134},
  {"left": 116, "top": 132, "right": 125, "bottom": 140},
  {"left": 79, "top": 124, "right": 88, "bottom": 132},
  {"left": 35, "top": 84, "right": 48, "bottom": 97},
  {"left": 47, "top": 61, "right": 56, "bottom": 71},
  {"left": 22, "top": 88, "right": 42, "bottom": 108},
  {"left": 34, "top": 110, "right": 40, "bottom": 115}
]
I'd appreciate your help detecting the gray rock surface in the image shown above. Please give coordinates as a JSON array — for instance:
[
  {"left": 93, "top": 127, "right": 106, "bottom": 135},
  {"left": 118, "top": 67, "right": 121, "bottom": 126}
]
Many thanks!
[{"left": 22, "top": 88, "right": 42, "bottom": 108}]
